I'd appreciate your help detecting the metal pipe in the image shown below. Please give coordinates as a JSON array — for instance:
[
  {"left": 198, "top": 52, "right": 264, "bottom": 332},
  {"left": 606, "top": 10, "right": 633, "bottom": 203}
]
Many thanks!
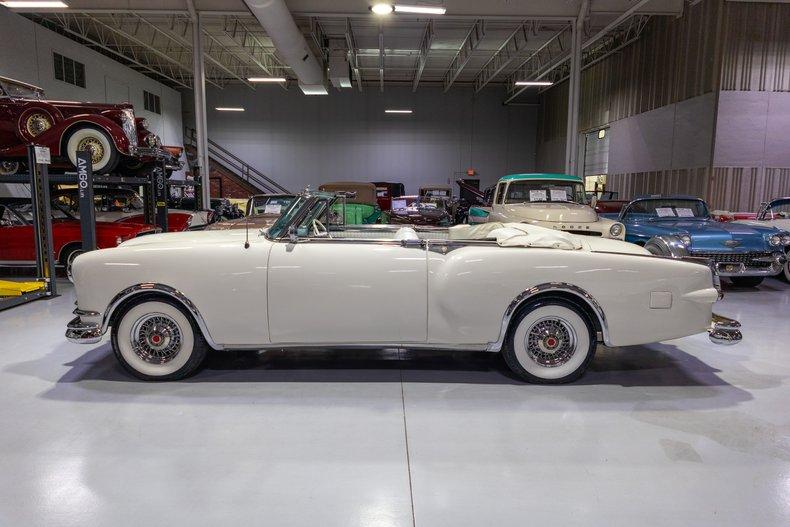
[
  {"left": 188, "top": 1, "right": 211, "bottom": 207},
  {"left": 243, "top": 0, "right": 326, "bottom": 94},
  {"left": 565, "top": 0, "right": 588, "bottom": 176}
]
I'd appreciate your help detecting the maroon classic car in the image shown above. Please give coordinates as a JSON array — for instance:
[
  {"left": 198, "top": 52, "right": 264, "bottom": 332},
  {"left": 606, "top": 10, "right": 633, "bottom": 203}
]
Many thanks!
[
  {"left": 0, "top": 76, "right": 181, "bottom": 176},
  {"left": 0, "top": 197, "right": 159, "bottom": 280}
]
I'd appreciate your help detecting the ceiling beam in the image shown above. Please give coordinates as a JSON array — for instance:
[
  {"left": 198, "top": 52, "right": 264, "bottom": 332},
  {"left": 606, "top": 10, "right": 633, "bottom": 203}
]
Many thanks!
[
  {"left": 345, "top": 18, "right": 363, "bottom": 92},
  {"left": 411, "top": 19, "right": 434, "bottom": 92},
  {"left": 473, "top": 21, "right": 530, "bottom": 93},
  {"left": 442, "top": 19, "right": 485, "bottom": 92}
]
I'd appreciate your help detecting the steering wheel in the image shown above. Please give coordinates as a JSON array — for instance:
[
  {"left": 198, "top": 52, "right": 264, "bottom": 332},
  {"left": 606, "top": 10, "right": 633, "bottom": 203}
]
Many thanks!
[{"left": 312, "top": 218, "right": 331, "bottom": 238}]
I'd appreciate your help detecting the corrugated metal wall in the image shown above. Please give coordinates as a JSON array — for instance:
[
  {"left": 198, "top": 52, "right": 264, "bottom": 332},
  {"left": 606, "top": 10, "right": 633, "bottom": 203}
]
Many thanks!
[
  {"left": 537, "top": 0, "right": 721, "bottom": 159},
  {"left": 537, "top": 0, "right": 790, "bottom": 211},
  {"left": 720, "top": 1, "right": 790, "bottom": 92}
]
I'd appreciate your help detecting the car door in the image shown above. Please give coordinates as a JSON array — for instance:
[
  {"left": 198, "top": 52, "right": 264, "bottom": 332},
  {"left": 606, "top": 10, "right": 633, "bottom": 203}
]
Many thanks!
[
  {"left": 0, "top": 205, "right": 34, "bottom": 262},
  {"left": 267, "top": 236, "right": 428, "bottom": 345}
]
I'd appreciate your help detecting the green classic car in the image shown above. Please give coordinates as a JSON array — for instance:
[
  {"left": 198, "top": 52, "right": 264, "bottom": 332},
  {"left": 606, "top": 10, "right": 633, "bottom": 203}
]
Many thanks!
[{"left": 319, "top": 182, "right": 387, "bottom": 224}]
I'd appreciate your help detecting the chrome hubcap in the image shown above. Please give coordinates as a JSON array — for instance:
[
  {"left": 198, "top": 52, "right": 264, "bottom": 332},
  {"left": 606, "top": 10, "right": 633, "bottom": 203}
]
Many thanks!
[
  {"left": 130, "top": 313, "right": 182, "bottom": 364},
  {"left": 525, "top": 316, "right": 577, "bottom": 367},
  {"left": 0, "top": 161, "right": 19, "bottom": 175},
  {"left": 76, "top": 137, "right": 105, "bottom": 164}
]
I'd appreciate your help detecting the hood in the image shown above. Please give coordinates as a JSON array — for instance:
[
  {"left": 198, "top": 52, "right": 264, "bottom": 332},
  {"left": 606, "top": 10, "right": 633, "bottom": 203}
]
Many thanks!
[
  {"left": 117, "top": 229, "right": 252, "bottom": 248},
  {"left": 502, "top": 202, "right": 599, "bottom": 223},
  {"left": 628, "top": 218, "right": 777, "bottom": 251},
  {"left": 44, "top": 99, "right": 133, "bottom": 111}
]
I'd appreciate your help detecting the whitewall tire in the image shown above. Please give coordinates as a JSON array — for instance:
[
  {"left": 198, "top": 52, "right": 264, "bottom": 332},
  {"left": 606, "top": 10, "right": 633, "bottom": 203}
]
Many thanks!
[
  {"left": 63, "top": 247, "right": 84, "bottom": 283},
  {"left": 502, "top": 299, "right": 596, "bottom": 384},
  {"left": 65, "top": 127, "right": 118, "bottom": 174},
  {"left": 112, "top": 299, "right": 208, "bottom": 380}
]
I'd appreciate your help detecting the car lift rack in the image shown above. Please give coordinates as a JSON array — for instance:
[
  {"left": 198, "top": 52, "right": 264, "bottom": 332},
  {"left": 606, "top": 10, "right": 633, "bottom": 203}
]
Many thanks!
[{"left": 0, "top": 148, "right": 201, "bottom": 311}]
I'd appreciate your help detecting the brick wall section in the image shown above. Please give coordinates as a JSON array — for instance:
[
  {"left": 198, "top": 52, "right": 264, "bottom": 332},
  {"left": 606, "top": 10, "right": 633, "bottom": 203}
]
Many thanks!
[{"left": 184, "top": 145, "right": 260, "bottom": 199}]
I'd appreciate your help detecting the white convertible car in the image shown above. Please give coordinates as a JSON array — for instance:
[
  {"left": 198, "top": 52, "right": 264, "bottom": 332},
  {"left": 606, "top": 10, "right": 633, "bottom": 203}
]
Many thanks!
[{"left": 66, "top": 190, "right": 741, "bottom": 383}]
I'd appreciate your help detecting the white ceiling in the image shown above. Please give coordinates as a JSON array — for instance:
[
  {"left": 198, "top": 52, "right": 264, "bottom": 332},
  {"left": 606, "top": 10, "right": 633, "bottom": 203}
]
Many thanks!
[{"left": 14, "top": 0, "right": 685, "bottom": 96}]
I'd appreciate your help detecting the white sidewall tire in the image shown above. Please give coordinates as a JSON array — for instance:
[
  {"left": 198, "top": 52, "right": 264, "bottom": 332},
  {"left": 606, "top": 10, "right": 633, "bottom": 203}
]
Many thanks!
[
  {"left": 510, "top": 304, "right": 592, "bottom": 381},
  {"left": 783, "top": 261, "right": 790, "bottom": 282},
  {"left": 65, "top": 248, "right": 84, "bottom": 283},
  {"left": 115, "top": 301, "right": 196, "bottom": 378},
  {"left": 66, "top": 128, "right": 114, "bottom": 172}
]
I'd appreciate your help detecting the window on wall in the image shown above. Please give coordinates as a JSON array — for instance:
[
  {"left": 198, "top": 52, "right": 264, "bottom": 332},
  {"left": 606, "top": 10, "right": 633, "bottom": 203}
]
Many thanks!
[
  {"left": 144, "top": 90, "right": 161, "bottom": 114},
  {"left": 53, "top": 52, "right": 85, "bottom": 88}
]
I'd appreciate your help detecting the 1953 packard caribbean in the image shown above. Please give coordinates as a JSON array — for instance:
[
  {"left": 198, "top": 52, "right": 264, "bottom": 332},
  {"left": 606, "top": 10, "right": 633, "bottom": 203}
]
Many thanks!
[{"left": 67, "top": 190, "right": 740, "bottom": 383}]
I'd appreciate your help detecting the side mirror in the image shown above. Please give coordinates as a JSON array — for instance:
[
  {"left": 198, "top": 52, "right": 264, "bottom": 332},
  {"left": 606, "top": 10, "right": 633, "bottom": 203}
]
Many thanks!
[{"left": 288, "top": 225, "right": 298, "bottom": 244}]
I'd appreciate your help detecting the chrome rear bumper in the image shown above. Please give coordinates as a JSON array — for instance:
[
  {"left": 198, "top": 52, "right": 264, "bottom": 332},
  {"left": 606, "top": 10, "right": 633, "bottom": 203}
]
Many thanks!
[
  {"left": 708, "top": 313, "right": 742, "bottom": 345},
  {"left": 65, "top": 316, "right": 103, "bottom": 344}
]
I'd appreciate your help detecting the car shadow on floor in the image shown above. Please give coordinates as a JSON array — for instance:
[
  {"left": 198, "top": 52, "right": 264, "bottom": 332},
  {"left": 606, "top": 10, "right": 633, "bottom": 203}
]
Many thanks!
[{"left": 49, "top": 340, "right": 749, "bottom": 390}]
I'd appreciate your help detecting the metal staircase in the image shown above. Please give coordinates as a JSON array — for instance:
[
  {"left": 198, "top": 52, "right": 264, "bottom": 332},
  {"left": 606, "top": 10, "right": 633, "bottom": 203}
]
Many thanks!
[{"left": 183, "top": 127, "right": 290, "bottom": 194}]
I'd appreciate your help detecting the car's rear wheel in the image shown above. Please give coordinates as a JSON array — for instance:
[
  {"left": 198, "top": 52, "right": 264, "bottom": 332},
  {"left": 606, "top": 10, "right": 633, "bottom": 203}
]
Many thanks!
[
  {"left": 111, "top": 298, "right": 208, "bottom": 381},
  {"left": 502, "top": 299, "right": 596, "bottom": 384},
  {"left": 729, "top": 276, "right": 764, "bottom": 287},
  {"left": 65, "top": 127, "right": 119, "bottom": 174}
]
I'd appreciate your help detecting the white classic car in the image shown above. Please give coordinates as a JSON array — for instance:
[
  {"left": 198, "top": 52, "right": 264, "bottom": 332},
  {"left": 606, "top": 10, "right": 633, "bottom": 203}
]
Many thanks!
[
  {"left": 468, "top": 173, "right": 626, "bottom": 240},
  {"left": 66, "top": 190, "right": 740, "bottom": 383}
]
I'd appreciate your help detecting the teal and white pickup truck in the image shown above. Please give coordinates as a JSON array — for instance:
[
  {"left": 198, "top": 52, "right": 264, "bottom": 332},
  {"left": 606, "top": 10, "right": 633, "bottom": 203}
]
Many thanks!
[{"left": 468, "top": 173, "right": 626, "bottom": 240}]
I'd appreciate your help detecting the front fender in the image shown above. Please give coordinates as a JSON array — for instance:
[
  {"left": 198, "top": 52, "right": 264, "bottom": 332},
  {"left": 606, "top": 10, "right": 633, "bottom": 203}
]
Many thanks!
[{"left": 644, "top": 235, "right": 689, "bottom": 258}]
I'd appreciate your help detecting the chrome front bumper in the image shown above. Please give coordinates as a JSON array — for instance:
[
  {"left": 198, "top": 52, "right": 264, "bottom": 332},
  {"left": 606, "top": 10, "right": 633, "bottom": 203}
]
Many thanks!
[
  {"left": 65, "top": 316, "right": 103, "bottom": 344},
  {"left": 708, "top": 313, "right": 742, "bottom": 345},
  {"left": 713, "top": 254, "right": 785, "bottom": 277}
]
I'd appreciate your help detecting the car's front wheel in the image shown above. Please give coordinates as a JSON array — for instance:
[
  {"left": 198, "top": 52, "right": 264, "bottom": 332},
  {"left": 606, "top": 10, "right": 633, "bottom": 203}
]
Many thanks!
[
  {"left": 729, "top": 276, "right": 764, "bottom": 287},
  {"left": 65, "top": 126, "right": 119, "bottom": 174},
  {"left": 502, "top": 299, "right": 596, "bottom": 384},
  {"left": 111, "top": 298, "right": 208, "bottom": 381}
]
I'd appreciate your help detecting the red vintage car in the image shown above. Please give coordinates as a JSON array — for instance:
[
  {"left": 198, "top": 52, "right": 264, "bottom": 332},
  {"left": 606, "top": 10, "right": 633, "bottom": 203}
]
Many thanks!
[
  {"left": 0, "top": 76, "right": 181, "bottom": 176},
  {"left": 0, "top": 197, "right": 159, "bottom": 279}
]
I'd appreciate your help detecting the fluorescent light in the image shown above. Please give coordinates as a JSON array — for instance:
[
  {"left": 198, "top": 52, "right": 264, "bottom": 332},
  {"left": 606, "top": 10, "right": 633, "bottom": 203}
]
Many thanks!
[
  {"left": 0, "top": 1, "right": 68, "bottom": 7},
  {"left": 248, "top": 77, "right": 286, "bottom": 83},
  {"left": 215, "top": 107, "right": 245, "bottom": 112},
  {"left": 370, "top": 3, "right": 393, "bottom": 15},
  {"left": 514, "top": 80, "right": 553, "bottom": 87},
  {"left": 394, "top": 4, "right": 446, "bottom": 15},
  {"left": 385, "top": 109, "right": 413, "bottom": 114}
]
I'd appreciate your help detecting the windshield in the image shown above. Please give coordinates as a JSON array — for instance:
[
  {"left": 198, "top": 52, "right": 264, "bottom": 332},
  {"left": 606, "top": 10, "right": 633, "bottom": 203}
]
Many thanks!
[
  {"left": 0, "top": 79, "right": 43, "bottom": 99},
  {"left": 622, "top": 199, "right": 709, "bottom": 220},
  {"left": 8, "top": 202, "right": 72, "bottom": 222},
  {"left": 764, "top": 199, "right": 790, "bottom": 219},
  {"left": 504, "top": 181, "right": 586, "bottom": 204},
  {"left": 267, "top": 196, "right": 306, "bottom": 238},
  {"left": 249, "top": 195, "right": 295, "bottom": 216}
]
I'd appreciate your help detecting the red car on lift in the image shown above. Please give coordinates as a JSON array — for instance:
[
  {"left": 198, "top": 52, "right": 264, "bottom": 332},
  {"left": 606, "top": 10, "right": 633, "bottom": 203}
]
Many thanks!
[
  {"left": 0, "top": 76, "right": 181, "bottom": 176},
  {"left": 0, "top": 197, "right": 159, "bottom": 280}
]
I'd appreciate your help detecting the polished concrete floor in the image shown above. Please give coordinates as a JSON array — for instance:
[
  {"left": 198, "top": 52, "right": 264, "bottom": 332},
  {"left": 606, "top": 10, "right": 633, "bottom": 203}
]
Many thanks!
[{"left": 1, "top": 279, "right": 789, "bottom": 526}]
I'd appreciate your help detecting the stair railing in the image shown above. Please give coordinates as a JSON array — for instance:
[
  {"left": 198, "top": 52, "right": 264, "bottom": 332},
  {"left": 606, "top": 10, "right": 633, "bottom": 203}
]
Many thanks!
[{"left": 184, "top": 127, "right": 290, "bottom": 194}]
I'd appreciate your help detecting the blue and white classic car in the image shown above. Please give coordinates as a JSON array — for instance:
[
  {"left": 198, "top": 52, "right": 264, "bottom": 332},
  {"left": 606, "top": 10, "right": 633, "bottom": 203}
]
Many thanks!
[{"left": 619, "top": 196, "right": 790, "bottom": 286}]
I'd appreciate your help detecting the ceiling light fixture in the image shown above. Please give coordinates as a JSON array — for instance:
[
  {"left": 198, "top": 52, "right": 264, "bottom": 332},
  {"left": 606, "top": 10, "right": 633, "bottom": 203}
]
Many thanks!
[
  {"left": 248, "top": 77, "right": 286, "bottom": 83},
  {"left": 370, "top": 3, "right": 394, "bottom": 15},
  {"left": 385, "top": 109, "right": 413, "bottom": 114},
  {"left": 0, "top": 1, "right": 68, "bottom": 7},
  {"left": 514, "top": 80, "right": 553, "bottom": 87},
  {"left": 215, "top": 107, "right": 245, "bottom": 112},
  {"left": 393, "top": 4, "right": 446, "bottom": 15}
]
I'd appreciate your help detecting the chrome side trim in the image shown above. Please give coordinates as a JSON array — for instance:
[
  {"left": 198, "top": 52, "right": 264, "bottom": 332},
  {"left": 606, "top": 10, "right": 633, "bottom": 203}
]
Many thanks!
[
  {"left": 485, "top": 282, "right": 610, "bottom": 352},
  {"left": 708, "top": 313, "right": 742, "bottom": 345},
  {"left": 100, "top": 283, "right": 222, "bottom": 350}
]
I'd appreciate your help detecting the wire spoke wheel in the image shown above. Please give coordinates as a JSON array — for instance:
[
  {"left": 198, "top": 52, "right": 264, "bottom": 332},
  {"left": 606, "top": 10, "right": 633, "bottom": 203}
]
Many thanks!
[
  {"left": 77, "top": 136, "right": 105, "bottom": 164},
  {"left": 524, "top": 316, "right": 577, "bottom": 367},
  {"left": 25, "top": 112, "right": 52, "bottom": 137},
  {"left": 130, "top": 313, "right": 183, "bottom": 365}
]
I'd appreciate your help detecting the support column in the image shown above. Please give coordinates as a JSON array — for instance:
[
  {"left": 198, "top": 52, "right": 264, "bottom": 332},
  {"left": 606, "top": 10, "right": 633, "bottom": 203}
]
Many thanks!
[
  {"left": 565, "top": 0, "right": 587, "bottom": 176},
  {"left": 189, "top": 3, "right": 211, "bottom": 209}
]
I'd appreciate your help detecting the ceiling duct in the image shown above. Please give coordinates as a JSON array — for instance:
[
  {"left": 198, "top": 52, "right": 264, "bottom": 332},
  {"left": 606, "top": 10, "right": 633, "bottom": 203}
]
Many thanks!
[
  {"left": 328, "top": 39, "right": 351, "bottom": 89},
  {"left": 243, "top": 0, "right": 327, "bottom": 95}
]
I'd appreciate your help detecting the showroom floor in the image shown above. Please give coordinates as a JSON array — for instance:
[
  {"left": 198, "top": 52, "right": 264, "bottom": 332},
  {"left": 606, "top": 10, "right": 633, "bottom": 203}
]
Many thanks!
[{"left": 1, "top": 279, "right": 789, "bottom": 526}]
